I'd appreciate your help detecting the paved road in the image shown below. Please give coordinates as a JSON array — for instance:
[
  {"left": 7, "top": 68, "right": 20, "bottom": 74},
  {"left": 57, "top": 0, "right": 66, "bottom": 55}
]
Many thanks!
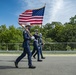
[{"left": 0, "top": 55, "right": 76, "bottom": 75}]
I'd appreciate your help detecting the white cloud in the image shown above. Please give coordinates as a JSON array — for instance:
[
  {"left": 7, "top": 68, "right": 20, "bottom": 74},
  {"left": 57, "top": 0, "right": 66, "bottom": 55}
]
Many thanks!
[
  {"left": 19, "top": 0, "right": 76, "bottom": 24},
  {"left": 51, "top": 0, "right": 64, "bottom": 21}
]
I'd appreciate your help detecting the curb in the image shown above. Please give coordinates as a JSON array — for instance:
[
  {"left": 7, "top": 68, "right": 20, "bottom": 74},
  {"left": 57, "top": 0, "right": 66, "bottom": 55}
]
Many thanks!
[{"left": 0, "top": 54, "right": 76, "bottom": 56}]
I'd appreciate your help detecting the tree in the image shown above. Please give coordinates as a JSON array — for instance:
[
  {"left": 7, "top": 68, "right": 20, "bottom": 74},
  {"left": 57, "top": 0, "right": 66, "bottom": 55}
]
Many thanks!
[{"left": 70, "top": 15, "right": 76, "bottom": 24}]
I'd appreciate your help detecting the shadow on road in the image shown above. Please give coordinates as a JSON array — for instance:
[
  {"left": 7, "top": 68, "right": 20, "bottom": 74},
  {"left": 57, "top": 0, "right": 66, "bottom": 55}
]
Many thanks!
[
  {"left": 0, "top": 66, "right": 29, "bottom": 69},
  {"left": 0, "top": 59, "right": 28, "bottom": 62},
  {"left": 0, "top": 66, "right": 15, "bottom": 69}
]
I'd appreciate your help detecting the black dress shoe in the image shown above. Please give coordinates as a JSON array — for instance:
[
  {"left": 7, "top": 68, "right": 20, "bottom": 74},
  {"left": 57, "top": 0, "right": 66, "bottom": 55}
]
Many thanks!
[
  {"left": 33, "top": 56, "right": 36, "bottom": 59},
  {"left": 41, "top": 57, "right": 45, "bottom": 59},
  {"left": 29, "top": 65, "right": 36, "bottom": 69},
  {"left": 14, "top": 62, "right": 18, "bottom": 68},
  {"left": 37, "top": 60, "right": 42, "bottom": 62}
]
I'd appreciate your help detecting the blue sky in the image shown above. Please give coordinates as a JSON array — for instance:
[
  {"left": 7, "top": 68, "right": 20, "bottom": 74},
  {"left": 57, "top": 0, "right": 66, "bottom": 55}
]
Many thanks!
[{"left": 0, "top": 0, "right": 76, "bottom": 27}]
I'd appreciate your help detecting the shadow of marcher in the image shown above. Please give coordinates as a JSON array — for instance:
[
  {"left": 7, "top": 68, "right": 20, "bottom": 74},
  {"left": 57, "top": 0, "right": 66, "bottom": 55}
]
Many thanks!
[
  {"left": 0, "top": 66, "right": 30, "bottom": 69},
  {"left": 0, "top": 66, "right": 15, "bottom": 69}
]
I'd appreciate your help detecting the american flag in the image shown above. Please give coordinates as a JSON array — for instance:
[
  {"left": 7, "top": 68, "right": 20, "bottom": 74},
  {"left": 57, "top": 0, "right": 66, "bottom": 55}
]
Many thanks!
[{"left": 18, "top": 6, "right": 45, "bottom": 26}]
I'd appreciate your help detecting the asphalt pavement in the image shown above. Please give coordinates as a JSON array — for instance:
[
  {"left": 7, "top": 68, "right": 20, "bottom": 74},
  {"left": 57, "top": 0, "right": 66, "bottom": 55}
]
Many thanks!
[{"left": 0, "top": 55, "right": 76, "bottom": 75}]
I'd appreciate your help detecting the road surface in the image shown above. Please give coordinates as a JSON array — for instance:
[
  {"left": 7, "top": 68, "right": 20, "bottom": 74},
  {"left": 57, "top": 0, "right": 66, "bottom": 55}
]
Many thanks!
[{"left": 0, "top": 55, "right": 76, "bottom": 75}]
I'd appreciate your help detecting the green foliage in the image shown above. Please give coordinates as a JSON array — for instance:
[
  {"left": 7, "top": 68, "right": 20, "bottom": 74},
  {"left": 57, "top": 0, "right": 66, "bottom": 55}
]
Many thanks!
[
  {"left": 66, "top": 45, "right": 71, "bottom": 51},
  {"left": 0, "top": 25, "right": 23, "bottom": 43},
  {"left": 43, "top": 43, "right": 67, "bottom": 51},
  {"left": 0, "top": 25, "right": 23, "bottom": 50},
  {"left": 0, "top": 15, "right": 76, "bottom": 51}
]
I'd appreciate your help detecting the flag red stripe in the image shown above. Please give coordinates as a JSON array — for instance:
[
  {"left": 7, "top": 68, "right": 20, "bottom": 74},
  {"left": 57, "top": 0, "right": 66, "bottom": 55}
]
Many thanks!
[
  {"left": 31, "top": 23, "right": 42, "bottom": 24},
  {"left": 18, "top": 8, "right": 44, "bottom": 26}
]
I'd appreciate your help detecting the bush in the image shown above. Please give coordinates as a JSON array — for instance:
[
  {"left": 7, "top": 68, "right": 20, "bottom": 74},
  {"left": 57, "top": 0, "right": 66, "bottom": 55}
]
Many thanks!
[{"left": 43, "top": 43, "right": 67, "bottom": 51}]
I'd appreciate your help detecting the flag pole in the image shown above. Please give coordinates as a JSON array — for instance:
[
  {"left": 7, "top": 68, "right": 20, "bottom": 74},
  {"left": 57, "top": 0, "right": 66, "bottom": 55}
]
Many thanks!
[
  {"left": 41, "top": 3, "right": 46, "bottom": 45},
  {"left": 41, "top": 3, "right": 46, "bottom": 29}
]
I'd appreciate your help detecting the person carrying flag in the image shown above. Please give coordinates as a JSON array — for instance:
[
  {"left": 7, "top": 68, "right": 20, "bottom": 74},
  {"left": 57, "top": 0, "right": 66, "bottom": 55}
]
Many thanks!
[
  {"left": 16, "top": 5, "right": 45, "bottom": 68},
  {"left": 15, "top": 25, "right": 36, "bottom": 69}
]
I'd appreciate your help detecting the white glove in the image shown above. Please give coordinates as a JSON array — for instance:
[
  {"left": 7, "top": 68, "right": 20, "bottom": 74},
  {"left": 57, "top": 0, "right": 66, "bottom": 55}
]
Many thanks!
[{"left": 31, "top": 36, "right": 35, "bottom": 40}]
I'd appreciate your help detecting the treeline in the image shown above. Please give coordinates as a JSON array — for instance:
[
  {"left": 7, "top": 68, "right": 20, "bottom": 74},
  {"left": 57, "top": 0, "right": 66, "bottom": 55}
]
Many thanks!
[{"left": 0, "top": 15, "right": 76, "bottom": 51}]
